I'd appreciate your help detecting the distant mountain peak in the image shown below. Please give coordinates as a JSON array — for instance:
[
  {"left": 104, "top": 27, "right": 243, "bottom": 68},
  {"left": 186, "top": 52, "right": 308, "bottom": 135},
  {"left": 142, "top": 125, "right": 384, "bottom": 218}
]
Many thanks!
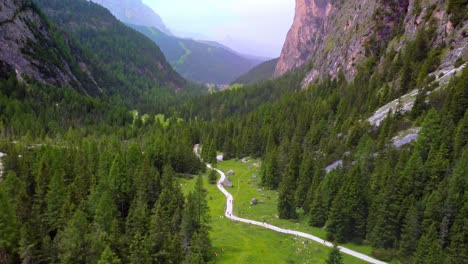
[{"left": 90, "top": 0, "right": 171, "bottom": 35}]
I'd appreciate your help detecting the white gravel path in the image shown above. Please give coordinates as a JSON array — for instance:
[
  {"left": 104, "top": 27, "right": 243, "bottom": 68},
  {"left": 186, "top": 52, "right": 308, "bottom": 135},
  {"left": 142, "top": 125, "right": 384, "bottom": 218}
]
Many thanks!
[{"left": 194, "top": 144, "right": 386, "bottom": 264}]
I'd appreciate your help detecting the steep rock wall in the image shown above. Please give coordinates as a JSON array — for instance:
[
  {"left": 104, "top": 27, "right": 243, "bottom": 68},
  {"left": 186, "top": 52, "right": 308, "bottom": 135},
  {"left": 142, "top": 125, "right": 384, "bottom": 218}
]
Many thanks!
[{"left": 275, "top": 0, "right": 467, "bottom": 86}]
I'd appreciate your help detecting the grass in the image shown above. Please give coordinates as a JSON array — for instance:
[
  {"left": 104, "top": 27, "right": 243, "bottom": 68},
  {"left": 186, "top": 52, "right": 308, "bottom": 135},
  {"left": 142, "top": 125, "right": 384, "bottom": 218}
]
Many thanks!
[
  {"left": 177, "top": 41, "right": 191, "bottom": 65},
  {"left": 216, "top": 158, "right": 374, "bottom": 259},
  {"left": 179, "top": 161, "right": 369, "bottom": 264}
]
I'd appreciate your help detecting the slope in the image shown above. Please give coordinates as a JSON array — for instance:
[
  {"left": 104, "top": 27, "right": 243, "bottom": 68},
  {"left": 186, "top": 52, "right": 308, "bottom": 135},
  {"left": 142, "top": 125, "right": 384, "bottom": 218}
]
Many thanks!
[
  {"left": 129, "top": 25, "right": 262, "bottom": 85},
  {"left": 0, "top": 0, "right": 101, "bottom": 95},
  {"left": 276, "top": 0, "right": 467, "bottom": 87},
  {"left": 90, "top": 0, "right": 172, "bottom": 35},
  {"left": 34, "top": 0, "right": 199, "bottom": 109},
  {"left": 232, "top": 58, "right": 279, "bottom": 85}
]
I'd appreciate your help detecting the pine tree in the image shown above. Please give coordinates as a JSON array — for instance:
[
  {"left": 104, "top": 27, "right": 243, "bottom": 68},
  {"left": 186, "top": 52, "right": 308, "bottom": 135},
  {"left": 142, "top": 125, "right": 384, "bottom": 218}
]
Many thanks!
[
  {"left": 447, "top": 203, "right": 468, "bottom": 263},
  {"left": 95, "top": 190, "right": 118, "bottom": 234},
  {"left": 278, "top": 160, "right": 298, "bottom": 219},
  {"left": 182, "top": 175, "right": 211, "bottom": 261},
  {"left": 425, "top": 144, "right": 449, "bottom": 192},
  {"left": 449, "top": 56, "right": 468, "bottom": 123},
  {"left": 453, "top": 110, "right": 468, "bottom": 159},
  {"left": 261, "top": 145, "right": 280, "bottom": 189},
  {"left": 399, "top": 201, "right": 421, "bottom": 259},
  {"left": 108, "top": 154, "right": 131, "bottom": 216},
  {"left": 148, "top": 165, "right": 184, "bottom": 263},
  {"left": 295, "top": 152, "right": 314, "bottom": 209},
  {"left": 208, "top": 170, "right": 217, "bottom": 184},
  {"left": 125, "top": 198, "right": 149, "bottom": 240},
  {"left": 416, "top": 108, "right": 442, "bottom": 160},
  {"left": 309, "top": 191, "right": 328, "bottom": 227},
  {"left": 413, "top": 224, "right": 445, "bottom": 264},
  {"left": 186, "top": 229, "right": 211, "bottom": 263},
  {"left": 135, "top": 155, "right": 161, "bottom": 208},
  {"left": 98, "top": 245, "right": 121, "bottom": 264},
  {"left": 46, "top": 169, "right": 68, "bottom": 230},
  {"left": 326, "top": 166, "right": 368, "bottom": 243},
  {"left": 278, "top": 138, "right": 301, "bottom": 219},
  {"left": 58, "top": 209, "right": 92, "bottom": 264},
  {"left": 128, "top": 232, "right": 151, "bottom": 264},
  {"left": 326, "top": 244, "right": 343, "bottom": 264},
  {"left": 0, "top": 185, "right": 16, "bottom": 263}
]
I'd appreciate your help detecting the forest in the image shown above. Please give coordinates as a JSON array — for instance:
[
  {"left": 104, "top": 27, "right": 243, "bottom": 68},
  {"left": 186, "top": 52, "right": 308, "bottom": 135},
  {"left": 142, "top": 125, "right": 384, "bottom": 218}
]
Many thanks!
[
  {"left": 0, "top": 1, "right": 467, "bottom": 263},
  {"left": 0, "top": 70, "right": 217, "bottom": 263},
  {"left": 185, "top": 28, "right": 468, "bottom": 263}
]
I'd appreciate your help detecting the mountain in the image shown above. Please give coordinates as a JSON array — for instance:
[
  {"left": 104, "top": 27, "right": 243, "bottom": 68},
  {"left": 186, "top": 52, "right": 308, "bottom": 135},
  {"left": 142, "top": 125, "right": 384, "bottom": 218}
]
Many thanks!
[
  {"left": 90, "top": 0, "right": 171, "bottom": 35},
  {"left": 232, "top": 58, "right": 279, "bottom": 85},
  {"left": 275, "top": 0, "right": 467, "bottom": 86},
  {"left": 0, "top": 0, "right": 102, "bottom": 95},
  {"left": 129, "top": 25, "right": 262, "bottom": 85},
  {"left": 32, "top": 0, "right": 196, "bottom": 107}
]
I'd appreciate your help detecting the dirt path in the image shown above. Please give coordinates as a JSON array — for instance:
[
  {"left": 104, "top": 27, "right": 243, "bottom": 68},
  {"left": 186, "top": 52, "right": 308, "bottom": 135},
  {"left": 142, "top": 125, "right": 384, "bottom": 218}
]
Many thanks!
[{"left": 194, "top": 144, "right": 386, "bottom": 264}]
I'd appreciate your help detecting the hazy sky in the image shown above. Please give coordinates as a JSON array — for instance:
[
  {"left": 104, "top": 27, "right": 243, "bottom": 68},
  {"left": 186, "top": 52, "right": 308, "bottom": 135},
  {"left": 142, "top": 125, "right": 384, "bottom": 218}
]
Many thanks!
[{"left": 143, "top": 0, "right": 295, "bottom": 58}]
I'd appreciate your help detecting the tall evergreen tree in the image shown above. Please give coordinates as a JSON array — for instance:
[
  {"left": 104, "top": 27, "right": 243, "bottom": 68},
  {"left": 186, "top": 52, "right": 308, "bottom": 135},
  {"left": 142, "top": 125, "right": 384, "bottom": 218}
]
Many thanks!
[
  {"left": 98, "top": 245, "right": 121, "bottom": 264},
  {"left": 128, "top": 232, "right": 151, "bottom": 264},
  {"left": 278, "top": 159, "right": 299, "bottom": 219},
  {"left": 58, "top": 209, "right": 92, "bottom": 264},
  {"left": 295, "top": 152, "right": 314, "bottom": 209},
  {"left": 326, "top": 166, "right": 368, "bottom": 243},
  {"left": 326, "top": 244, "right": 343, "bottom": 264},
  {"left": 108, "top": 154, "right": 131, "bottom": 216},
  {"left": 95, "top": 190, "right": 118, "bottom": 234},
  {"left": 399, "top": 201, "right": 421, "bottom": 259},
  {"left": 46, "top": 168, "right": 68, "bottom": 230},
  {"left": 182, "top": 175, "right": 211, "bottom": 261},
  {"left": 148, "top": 165, "right": 184, "bottom": 263},
  {"left": 0, "top": 185, "right": 17, "bottom": 263},
  {"left": 261, "top": 144, "right": 280, "bottom": 189}
]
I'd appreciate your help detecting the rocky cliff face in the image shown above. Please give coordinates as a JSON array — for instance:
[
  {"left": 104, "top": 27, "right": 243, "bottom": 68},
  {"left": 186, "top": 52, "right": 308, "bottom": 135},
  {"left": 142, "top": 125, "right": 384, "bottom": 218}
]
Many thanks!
[
  {"left": 91, "top": 0, "right": 171, "bottom": 35},
  {"left": 0, "top": 0, "right": 94, "bottom": 92},
  {"left": 275, "top": 0, "right": 468, "bottom": 86},
  {"left": 274, "top": 0, "right": 332, "bottom": 77}
]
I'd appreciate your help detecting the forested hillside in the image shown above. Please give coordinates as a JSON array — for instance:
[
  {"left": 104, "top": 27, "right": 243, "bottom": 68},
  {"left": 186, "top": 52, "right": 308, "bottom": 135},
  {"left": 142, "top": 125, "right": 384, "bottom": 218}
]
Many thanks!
[
  {"left": 182, "top": 28, "right": 468, "bottom": 262},
  {"left": 0, "top": 0, "right": 101, "bottom": 94},
  {"left": 34, "top": 0, "right": 206, "bottom": 111},
  {"left": 232, "top": 58, "right": 279, "bottom": 85},
  {"left": 0, "top": 0, "right": 466, "bottom": 263},
  {"left": 0, "top": 72, "right": 215, "bottom": 263},
  {"left": 0, "top": 1, "right": 213, "bottom": 263}
]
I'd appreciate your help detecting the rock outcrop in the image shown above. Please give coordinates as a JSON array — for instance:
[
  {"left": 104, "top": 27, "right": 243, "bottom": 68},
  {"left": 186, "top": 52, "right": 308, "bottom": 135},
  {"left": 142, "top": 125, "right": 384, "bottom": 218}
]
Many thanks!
[
  {"left": 0, "top": 0, "right": 94, "bottom": 92},
  {"left": 275, "top": 0, "right": 468, "bottom": 86},
  {"left": 274, "top": 0, "right": 332, "bottom": 78},
  {"left": 91, "top": 0, "right": 171, "bottom": 35}
]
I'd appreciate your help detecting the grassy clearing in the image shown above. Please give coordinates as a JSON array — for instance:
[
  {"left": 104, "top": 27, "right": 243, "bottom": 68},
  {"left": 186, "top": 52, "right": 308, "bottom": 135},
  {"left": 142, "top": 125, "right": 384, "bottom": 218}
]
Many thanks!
[
  {"left": 179, "top": 165, "right": 368, "bottom": 263},
  {"left": 215, "top": 158, "right": 374, "bottom": 260},
  {"left": 177, "top": 41, "right": 191, "bottom": 65}
]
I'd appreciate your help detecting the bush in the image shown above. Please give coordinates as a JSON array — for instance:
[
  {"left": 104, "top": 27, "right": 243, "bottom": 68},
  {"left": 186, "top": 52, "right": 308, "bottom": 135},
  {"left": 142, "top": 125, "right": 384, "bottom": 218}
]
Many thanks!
[
  {"left": 455, "top": 58, "right": 465, "bottom": 68},
  {"left": 208, "top": 170, "right": 217, "bottom": 184}
]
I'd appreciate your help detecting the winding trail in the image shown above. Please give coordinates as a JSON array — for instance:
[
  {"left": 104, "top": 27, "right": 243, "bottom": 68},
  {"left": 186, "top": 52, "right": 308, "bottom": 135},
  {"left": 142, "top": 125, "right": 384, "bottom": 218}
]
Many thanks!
[{"left": 194, "top": 144, "right": 386, "bottom": 264}]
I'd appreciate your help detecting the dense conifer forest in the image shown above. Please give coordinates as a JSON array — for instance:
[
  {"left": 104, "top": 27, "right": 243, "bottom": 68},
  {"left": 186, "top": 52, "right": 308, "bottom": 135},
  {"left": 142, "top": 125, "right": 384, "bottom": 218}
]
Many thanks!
[
  {"left": 179, "top": 29, "right": 468, "bottom": 262},
  {"left": 0, "top": 1, "right": 466, "bottom": 263}
]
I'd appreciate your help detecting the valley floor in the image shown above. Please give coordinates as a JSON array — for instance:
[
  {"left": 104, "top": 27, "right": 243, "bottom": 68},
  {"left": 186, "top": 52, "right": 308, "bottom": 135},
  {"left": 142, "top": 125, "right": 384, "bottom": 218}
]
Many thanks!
[{"left": 181, "top": 153, "right": 381, "bottom": 263}]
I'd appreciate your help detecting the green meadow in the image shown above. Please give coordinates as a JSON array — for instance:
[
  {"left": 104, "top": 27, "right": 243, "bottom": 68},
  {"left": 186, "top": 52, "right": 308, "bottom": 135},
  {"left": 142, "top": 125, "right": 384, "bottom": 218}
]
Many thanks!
[{"left": 180, "top": 159, "right": 369, "bottom": 264}]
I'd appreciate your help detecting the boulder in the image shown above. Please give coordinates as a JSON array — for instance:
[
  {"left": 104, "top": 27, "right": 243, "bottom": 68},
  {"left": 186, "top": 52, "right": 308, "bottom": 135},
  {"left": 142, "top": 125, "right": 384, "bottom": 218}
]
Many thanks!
[
  {"left": 222, "top": 177, "right": 233, "bottom": 187},
  {"left": 250, "top": 198, "right": 258, "bottom": 206}
]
